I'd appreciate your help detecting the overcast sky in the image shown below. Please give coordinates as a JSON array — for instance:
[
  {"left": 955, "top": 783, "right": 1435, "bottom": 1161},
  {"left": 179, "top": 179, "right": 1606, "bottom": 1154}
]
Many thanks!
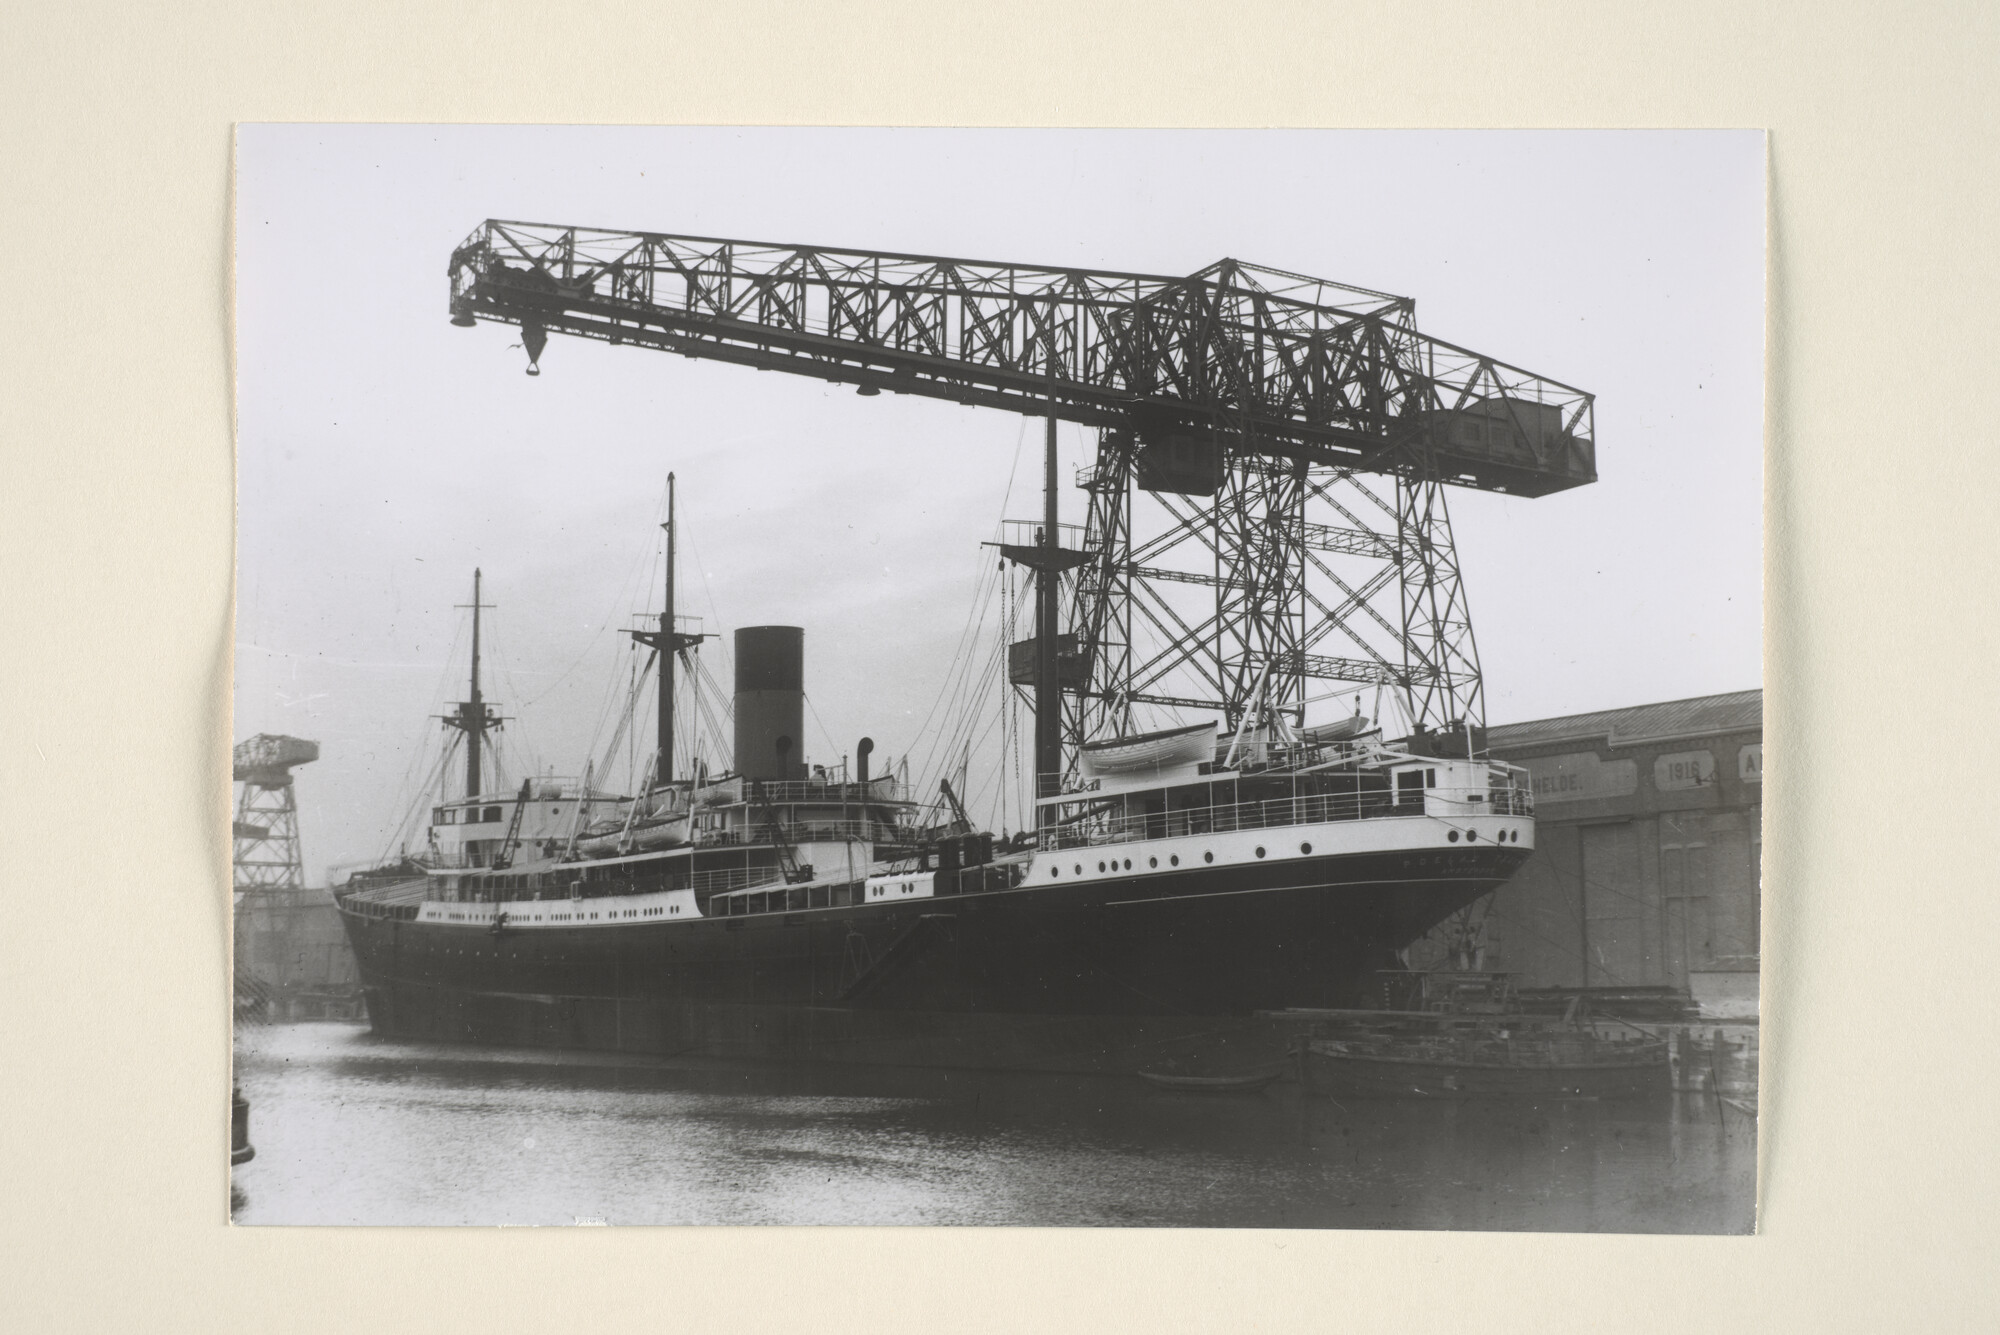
[{"left": 234, "top": 126, "right": 1764, "bottom": 882}]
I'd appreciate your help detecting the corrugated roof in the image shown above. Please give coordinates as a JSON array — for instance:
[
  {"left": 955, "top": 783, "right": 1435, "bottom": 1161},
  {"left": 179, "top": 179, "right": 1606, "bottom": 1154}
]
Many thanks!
[{"left": 1487, "top": 689, "right": 1762, "bottom": 752}]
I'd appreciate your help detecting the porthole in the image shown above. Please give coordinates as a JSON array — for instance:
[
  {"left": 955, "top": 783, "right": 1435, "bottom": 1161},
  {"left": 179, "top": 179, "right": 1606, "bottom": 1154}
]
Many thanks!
[
  {"left": 1466, "top": 830, "right": 1478, "bottom": 841},
  {"left": 1300, "top": 842, "right": 1312, "bottom": 855},
  {"left": 1254, "top": 846, "right": 1267, "bottom": 859},
  {"left": 1204, "top": 852, "right": 1214, "bottom": 864},
  {"left": 1075, "top": 864, "right": 1083, "bottom": 875},
  {"left": 1448, "top": 830, "right": 1460, "bottom": 842},
  {"left": 1148, "top": 857, "right": 1158, "bottom": 869},
  {"left": 1098, "top": 861, "right": 1107, "bottom": 873},
  {"left": 1050, "top": 867, "right": 1060, "bottom": 878},
  {"left": 1170, "top": 855, "right": 1180, "bottom": 867}
]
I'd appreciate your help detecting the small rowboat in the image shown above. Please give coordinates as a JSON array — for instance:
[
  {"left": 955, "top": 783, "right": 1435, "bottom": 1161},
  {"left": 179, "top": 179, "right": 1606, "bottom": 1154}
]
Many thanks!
[{"left": 1137, "top": 1068, "right": 1284, "bottom": 1092}]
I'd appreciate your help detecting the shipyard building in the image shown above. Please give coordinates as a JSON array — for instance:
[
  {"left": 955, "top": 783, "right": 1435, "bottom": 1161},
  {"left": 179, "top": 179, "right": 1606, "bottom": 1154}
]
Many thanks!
[
  {"left": 235, "top": 885, "right": 362, "bottom": 1019},
  {"left": 1459, "top": 690, "right": 1762, "bottom": 1005}
]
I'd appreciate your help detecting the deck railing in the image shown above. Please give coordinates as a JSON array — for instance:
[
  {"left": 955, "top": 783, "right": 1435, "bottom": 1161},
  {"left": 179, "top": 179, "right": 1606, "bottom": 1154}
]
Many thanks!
[
  {"left": 1037, "top": 786, "right": 1531, "bottom": 851},
  {"left": 731, "top": 780, "right": 913, "bottom": 805},
  {"left": 686, "top": 865, "right": 779, "bottom": 897},
  {"left": 694, "top": 819, "right": 914, "bottom": 849}
]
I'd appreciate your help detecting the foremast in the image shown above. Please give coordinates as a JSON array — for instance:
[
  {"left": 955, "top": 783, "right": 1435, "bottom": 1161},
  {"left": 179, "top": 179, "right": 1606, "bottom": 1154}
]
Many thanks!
[{"left": 440, "top": 569, "right": 502, "bottom": 799}]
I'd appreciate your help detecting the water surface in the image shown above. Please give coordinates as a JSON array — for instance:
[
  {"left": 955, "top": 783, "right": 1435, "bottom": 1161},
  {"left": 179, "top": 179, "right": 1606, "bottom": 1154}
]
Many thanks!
[{"left": 232, "top": 1021, "right": 1753, "bottom": 1231}]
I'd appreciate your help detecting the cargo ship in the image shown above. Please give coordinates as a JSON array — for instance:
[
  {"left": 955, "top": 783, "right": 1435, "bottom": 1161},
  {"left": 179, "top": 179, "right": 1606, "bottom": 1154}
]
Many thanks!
[{"left": 335, "top": 471, "right": 1538, "bottom": 1073}]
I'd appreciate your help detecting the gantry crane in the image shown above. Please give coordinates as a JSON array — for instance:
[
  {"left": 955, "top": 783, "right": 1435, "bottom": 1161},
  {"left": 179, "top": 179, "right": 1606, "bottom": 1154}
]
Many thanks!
[
  {"left": 232, "top": 733, "right": 320, "bottom": 893},
  {"left": 445, "top": 221, "right": 1596, "bottom": 792}
]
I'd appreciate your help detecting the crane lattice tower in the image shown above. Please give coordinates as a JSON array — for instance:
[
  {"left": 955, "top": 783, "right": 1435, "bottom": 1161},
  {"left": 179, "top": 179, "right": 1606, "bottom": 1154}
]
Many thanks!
[
  {"left": 232, "top": 734, "right": 320, "bottom": 893},
  {"left": 443, "top": 224, "right": 1596, "bottom": 786}
]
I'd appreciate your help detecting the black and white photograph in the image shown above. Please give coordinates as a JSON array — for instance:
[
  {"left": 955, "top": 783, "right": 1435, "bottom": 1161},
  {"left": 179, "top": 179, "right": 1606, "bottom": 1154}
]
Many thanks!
[{"left": 229, "top": 125, "right": 1764, "bottom": 1230}]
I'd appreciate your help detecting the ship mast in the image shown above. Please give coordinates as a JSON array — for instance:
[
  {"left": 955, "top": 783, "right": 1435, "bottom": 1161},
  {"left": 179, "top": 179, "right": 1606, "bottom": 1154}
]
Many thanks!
[
  {"left": 630, "top": 474, "right": 709, "bottom": 795},
  {"left": 995, "top": 415, "right": 1092, "bottom": 823},
  {"left": 661, "top": 475, "right": 677, "bottom": 789},
  {"left": 442, "top": 569, "right": 502, "bottom": 800},
  {"left": 1035, "top": 414, "right": 1061, "bottom": 812}
]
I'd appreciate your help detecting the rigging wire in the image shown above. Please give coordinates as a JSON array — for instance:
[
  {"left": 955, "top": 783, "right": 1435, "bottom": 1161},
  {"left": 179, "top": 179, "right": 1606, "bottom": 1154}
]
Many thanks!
[
  {"left": 485, "top": 609, "right": 539, "bottom": 774},
  {"left": 593, "top": 649, "right": 658, "bottom": 790},
  {"left": 561, "top": 476, "right": 681, "bottom": 774},
  {"left": 914, "top": 602, "right": 1009, "bottom": 828},
  {"left": 375, "top": 733, "right": 456, "bottom": 865},
  {"left": 901, "top": 552, "right": 1001, "bottom": 788},
  {"left": 896, "top": 420, "right": 1030, "bottom": 805},
  {"left": 909, "top": 556, "right": 1005, "bottom": 798},
  {"left": 802, "top": 692, "right": 842, "bottom": 772},
  {"left": 675, "top": 648, "right": 724, "bottom": 780},
  {"left": 575, "top": 638, "right": 638, "bottom": 790},
  {"left": 692, "top": 654, "right": 735, "bottom": 778},
  {"left": 365, "top": 606, "right": 475, "bottom": 866},
  {"left": 488, "top": 654, "right": 546, "bottom": 790},
  {"left": 675, "top": 512, "right": 735, "bottom": 699}
]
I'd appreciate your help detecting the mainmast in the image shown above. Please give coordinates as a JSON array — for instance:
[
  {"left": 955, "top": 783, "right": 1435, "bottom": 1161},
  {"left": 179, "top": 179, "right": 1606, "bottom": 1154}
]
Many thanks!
[
  {"left": 662, "top": 475, "right": 676, "bottom": 786},
  {"left": 442, "top": 569, "right": 502, "bottom": 799},
  {"left": 996, "top": 417, "right": 1092, "bottom": 822},
  {"left": 630, "top": 474, "right": 709, "bottom": 793},
  {"left": 1035, "top": 414, "right": 1062, "bottom": 808}
]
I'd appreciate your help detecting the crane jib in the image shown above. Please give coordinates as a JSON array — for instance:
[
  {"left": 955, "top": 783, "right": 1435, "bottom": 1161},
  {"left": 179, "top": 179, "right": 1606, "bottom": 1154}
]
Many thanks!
[
  {"left": 446, "top": 220, "right": 1595, "bottom": 499},
  {"left": 442, "top": 218, "right": 1600, "bottom": 741}
]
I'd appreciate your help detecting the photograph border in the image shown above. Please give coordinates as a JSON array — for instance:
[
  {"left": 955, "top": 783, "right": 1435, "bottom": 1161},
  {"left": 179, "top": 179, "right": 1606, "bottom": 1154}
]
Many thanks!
[{"left": 6, "top": 0, "right": 1993, "bottom": 1329}]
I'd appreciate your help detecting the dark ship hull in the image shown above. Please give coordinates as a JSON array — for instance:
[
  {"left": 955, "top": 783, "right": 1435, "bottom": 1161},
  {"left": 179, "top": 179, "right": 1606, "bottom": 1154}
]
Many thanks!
[{"left": 340, "top": 843, "right": 1527, "bottom": 1073}]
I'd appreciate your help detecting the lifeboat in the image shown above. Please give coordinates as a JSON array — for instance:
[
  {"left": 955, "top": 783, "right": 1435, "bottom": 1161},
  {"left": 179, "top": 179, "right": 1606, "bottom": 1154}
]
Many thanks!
[
  {"left": 1306, "top": 713, "right": 1377, "bottom": 744},
  {"left": 1079, "top": 721, "right": 1217, "bottom": 777},
  {"left": 575, "top": 814, "right": 690, "bottom": 857}
]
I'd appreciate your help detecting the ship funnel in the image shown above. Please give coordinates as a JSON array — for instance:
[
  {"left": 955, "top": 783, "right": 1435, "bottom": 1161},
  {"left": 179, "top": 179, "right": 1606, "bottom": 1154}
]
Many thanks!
[
  {"left": 734, "top": 626, "right": 805, "bottom": 782},
  {"left": 856, "top": 736, "right": 875, "bottom": 786}
]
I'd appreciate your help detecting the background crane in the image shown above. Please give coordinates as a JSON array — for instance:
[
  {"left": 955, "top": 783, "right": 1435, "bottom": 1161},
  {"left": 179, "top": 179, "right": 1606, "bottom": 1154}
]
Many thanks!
[
  {"left": 445, "top": 221, "right": 1596, "bottom": 786},
  {"left": 232, "top": 734, "right": 320, "bottom": 894}
]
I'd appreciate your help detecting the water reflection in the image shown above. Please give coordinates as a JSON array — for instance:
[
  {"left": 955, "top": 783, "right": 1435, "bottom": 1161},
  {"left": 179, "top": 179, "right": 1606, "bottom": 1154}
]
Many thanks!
[{"left": 232, "top": 1022, "right": 1753, "bottom": 1231}]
